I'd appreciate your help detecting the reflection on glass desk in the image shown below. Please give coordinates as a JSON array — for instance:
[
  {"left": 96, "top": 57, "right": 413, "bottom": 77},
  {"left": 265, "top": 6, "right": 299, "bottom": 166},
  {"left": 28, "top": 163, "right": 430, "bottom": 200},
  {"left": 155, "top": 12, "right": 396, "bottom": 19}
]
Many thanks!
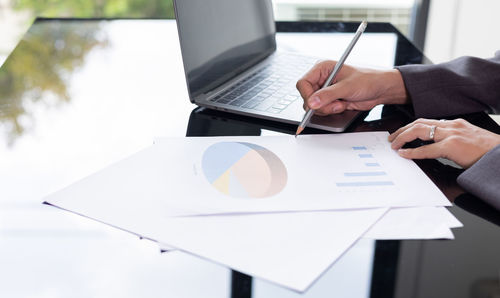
[{"left": 0, "top": 18, "right": 499, "bottom": 298}]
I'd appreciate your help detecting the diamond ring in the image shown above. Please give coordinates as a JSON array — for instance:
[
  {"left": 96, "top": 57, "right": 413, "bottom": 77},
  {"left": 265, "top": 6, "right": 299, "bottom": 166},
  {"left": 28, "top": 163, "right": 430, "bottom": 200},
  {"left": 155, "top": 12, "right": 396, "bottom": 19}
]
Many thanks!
[{"left": 429, "top": 125, "right": 437, "bottom": 140}]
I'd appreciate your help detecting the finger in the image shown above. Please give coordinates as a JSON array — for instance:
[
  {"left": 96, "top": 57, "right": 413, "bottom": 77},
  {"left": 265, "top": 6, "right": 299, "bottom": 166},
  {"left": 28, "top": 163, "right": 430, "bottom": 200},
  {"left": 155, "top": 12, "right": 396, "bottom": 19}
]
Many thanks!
[
  {"left": 390, "top": 124, "right": 450, "bottom": 150},
  {"left": 315, "top": 100, "right": 347, "bottom": 115},
  {"left": 311, "top": 96, "right": 378, "bottom": 115},
  {"left": 313, "top": 110, "right": 330, "bottom": 116},
  {"left": 397, "top": 142, "right": 445, "bottom": 160},
  {"left": 448, "top": 118, "right": 470, "bottom": 128},
  {"left": 303, "top": 103, "right": 331, "bottom": 115},
  {"left": 388, "top": 118, "right": 450, "bottom": 142},
  {"left": 389, "top": 119, "right": 440, "bottom": 142},
  {"left": 306, "top": 81, "right": 351, "bottom": 110},
  {"left": 296, "top": 61, "right": 335, "bottom": 102},
  {"left": 296, "top": 78, "right": 317, "bottom": 106}
]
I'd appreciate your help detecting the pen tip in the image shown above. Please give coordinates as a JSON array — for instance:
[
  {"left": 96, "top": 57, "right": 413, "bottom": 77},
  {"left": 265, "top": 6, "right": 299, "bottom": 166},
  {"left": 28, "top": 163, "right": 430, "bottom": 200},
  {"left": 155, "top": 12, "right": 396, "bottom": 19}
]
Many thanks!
[{"left": 295, "top": 126, "right": 304, "bottom": 137}]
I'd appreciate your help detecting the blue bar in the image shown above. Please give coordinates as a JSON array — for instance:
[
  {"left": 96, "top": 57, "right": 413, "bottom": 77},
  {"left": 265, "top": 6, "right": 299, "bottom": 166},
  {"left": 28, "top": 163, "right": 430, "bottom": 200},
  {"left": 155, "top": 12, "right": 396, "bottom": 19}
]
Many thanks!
[
  {"left": 365, "top": 162, "right": 380, "bottom": 167},
  {"left": 358, "top": 154, "right": 373, "bottom": 158},
  {"left": 344, "top": 171, "right": 387, "bottom": 177},
  {"left": 352, "top": 146, "right": 367, "bottom": 150},
  {"left": 336, "top": 181, "right": 394, "bottom": 187}
]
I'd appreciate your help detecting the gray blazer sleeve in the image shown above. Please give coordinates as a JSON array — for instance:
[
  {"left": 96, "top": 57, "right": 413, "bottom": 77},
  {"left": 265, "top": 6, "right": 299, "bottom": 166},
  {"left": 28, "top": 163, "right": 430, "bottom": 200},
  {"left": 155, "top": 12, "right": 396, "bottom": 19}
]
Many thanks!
[
  {"left": 457, "top": 145, "right": 500, "bottom": 211},
  {"left": 396, "top": 52, "right": 500, "bottom": 211},
  {"left": 396, "top": 51, "right": 500, "bottom": 118}
]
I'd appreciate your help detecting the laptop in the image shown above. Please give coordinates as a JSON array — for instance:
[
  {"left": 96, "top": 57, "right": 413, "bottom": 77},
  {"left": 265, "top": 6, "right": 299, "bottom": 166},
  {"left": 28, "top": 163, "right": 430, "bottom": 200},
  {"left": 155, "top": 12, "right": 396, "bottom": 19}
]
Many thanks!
[{"left": 173, "top": 0, "right": 361, "bottom": 132}]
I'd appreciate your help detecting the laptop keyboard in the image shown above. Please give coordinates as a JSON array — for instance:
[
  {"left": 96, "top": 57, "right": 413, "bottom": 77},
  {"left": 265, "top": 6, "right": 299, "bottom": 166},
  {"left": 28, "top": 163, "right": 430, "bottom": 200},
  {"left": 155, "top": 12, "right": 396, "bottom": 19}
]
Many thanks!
[{"left": 208, "top": 53, "right": 318, "bottom": 114}]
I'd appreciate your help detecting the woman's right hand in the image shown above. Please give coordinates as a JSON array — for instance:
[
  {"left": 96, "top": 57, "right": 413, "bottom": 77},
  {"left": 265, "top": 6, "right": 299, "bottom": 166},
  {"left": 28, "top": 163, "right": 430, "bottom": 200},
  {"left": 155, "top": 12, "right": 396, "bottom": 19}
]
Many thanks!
[{"left": 296, "top": 60, "right": 409, "bottom": 115}]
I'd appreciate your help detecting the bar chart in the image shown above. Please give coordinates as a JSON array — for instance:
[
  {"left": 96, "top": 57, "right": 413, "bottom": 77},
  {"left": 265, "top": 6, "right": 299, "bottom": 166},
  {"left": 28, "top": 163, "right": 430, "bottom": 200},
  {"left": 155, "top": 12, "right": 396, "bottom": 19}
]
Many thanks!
[{"left": 336, "top": 146, "right": 394, "bottom": 188}]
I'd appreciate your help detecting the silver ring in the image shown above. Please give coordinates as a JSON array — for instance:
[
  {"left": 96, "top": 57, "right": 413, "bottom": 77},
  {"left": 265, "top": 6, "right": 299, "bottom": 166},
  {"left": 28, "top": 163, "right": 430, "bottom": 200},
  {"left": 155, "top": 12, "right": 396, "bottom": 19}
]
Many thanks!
[
  {"left": 439, "top": 119, "right": 446, "bottom": 122},
  {"left": 429, "top": 125, "right": 436, "bottom": 140}
]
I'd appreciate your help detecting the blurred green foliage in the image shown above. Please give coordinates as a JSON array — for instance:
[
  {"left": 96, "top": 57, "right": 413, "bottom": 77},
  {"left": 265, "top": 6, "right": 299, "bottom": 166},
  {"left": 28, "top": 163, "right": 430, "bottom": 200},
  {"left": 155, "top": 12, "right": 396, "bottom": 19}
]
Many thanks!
[
  {"left": 2, "top": 0, "right": 175, "bottom": 145},
  {"left": 0, "top": 21, "right": 108, "bottom": 145},
  {"left": 12, "top": 0, "right": 175, "bottom": 18}
]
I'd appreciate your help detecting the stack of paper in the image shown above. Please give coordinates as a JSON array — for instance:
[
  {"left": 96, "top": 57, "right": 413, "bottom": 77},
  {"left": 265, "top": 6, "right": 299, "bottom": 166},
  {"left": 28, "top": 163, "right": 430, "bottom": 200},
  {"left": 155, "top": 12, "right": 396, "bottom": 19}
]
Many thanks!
[{"left": 45, "top": 132, "right": 461, "bottom": 292}]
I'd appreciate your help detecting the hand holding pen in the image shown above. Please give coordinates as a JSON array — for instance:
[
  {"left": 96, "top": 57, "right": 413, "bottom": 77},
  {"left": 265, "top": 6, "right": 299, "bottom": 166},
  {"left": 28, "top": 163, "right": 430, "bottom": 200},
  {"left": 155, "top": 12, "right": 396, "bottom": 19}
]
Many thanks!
[{"left": 295, "top": 21, "right": 368, "bottom": 136}]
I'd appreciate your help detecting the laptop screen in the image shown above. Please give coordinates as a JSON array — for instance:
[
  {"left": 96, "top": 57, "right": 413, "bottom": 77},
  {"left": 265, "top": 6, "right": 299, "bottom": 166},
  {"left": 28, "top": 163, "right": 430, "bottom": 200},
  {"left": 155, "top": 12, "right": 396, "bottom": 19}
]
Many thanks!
[{"left": 174, "top": 0, "right": 276, "bottom": 98}]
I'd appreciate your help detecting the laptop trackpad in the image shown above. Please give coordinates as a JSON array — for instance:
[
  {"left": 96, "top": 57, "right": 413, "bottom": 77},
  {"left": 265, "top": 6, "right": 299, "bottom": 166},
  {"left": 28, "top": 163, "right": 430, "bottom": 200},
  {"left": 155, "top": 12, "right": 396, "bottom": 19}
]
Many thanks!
[{"left": 309, "top": 110, "right": 361, "bottom": 132}]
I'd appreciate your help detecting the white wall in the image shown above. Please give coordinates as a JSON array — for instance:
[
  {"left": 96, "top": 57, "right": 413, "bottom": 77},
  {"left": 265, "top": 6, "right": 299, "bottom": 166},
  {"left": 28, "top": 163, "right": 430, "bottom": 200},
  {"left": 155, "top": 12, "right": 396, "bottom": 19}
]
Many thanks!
[{"left": 425, "top": 0, "right": 500, "bottom": 63}]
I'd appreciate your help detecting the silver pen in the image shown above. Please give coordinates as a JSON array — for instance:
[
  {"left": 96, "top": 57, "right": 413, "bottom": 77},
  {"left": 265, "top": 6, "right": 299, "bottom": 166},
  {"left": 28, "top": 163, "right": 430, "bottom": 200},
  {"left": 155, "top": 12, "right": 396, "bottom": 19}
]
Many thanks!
[{"left": 295, "top": 20, "right": 367, "bottom": 137}]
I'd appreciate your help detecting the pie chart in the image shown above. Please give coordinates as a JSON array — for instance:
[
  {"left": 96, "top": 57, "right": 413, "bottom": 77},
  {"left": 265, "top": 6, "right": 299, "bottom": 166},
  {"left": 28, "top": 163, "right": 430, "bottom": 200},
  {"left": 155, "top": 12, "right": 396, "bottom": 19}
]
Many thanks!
[{"left": 201, "top": 142, "right": 288, "bottom": 198}]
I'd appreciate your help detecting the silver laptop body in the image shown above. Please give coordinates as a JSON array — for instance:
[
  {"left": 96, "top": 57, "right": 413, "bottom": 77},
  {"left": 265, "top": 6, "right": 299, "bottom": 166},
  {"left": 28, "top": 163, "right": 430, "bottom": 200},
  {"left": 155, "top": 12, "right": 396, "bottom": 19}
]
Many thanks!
[{"left": 173, "top": 0, "right": 360, "bottom": 132}]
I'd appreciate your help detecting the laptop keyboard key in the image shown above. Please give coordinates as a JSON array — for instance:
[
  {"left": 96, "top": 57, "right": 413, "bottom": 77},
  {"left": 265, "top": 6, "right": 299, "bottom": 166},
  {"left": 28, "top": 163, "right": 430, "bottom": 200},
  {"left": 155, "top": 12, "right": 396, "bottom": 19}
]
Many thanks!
[
  {"left": 230, "top": 99, "right": 246, "bottom": 107},
  {"left": 260, "top": 91, "right": 273, "bottom": 97},
  {"left": 242, "top": 101, "right": 259, "bottom": 109},
  {"left": 245, "top": 90, "right": 259, "bottom": 97},
  {"left": 255, "top": 99, "right": 275, "bottom": 111},
  {"left": 272, "top": 103, "right": 287, "bottom": 110},
  {"left": 252, "top": 95, "right": 267, "bottom": 102},
  {"left": 217, "top": 98, "right": 231, "bottom": 104},
  {"left": 274, "top": 92, "right": 287, "bottom": 98},
  {"left": 226, "top": 92, "right": 237, "bottom": 99},
  {"left": 277, "top": 99, "right": 292, "bottom": 105},
  {"left": 241, "top": 93, "right": 255, "bottom": 101},
  {"left": 267, "top": 107, "right": 282, "bottom": 114}
]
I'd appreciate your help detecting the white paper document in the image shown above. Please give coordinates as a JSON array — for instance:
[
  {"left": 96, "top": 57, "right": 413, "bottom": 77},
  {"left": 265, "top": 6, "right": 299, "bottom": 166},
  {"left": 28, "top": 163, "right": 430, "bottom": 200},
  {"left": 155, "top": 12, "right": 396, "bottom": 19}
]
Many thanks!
[
  {"left": 364, "top": 207, "right": 462, "bottom": 240},
  {"left": 46, "top": 200, "right": 386, "bottom": 291},
  {"left": 155, "top": 207, "right": 463, "bottom": 256},
  {"left": 46, "top": 132, "right": 450, "bottom": 218},
  {"left": 43, "top": 132, "right": 456, "bottom": 291},
  {"left": 149, "top": 209, "right": 388, "bottom": 292}
]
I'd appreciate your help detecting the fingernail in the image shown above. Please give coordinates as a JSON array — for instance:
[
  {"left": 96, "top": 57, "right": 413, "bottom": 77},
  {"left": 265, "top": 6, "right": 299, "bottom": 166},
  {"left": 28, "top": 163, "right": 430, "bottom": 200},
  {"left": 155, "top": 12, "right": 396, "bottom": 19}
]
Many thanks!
[
  {"left": 309, "top": 96, "right": 321, "bottom": 109},
  {"left": 332, "top": 103, "right": 342, "bottom": 113},
  {"left": 397, "top": 149, "right": 407, "bottom": 155}
]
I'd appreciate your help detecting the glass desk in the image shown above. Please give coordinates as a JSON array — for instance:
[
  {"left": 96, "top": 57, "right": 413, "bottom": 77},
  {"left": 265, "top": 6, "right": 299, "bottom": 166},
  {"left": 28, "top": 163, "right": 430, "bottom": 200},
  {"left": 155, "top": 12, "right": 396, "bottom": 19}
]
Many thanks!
[{"left": 0, "top": 19, "right": 498, "bottom": 298}]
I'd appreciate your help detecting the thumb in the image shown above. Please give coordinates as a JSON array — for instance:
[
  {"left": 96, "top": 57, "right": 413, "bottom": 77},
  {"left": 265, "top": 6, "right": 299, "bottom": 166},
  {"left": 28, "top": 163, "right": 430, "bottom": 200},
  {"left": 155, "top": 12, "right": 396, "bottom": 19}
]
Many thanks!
[{"left": 307, "top": 82, "right": 350, "bottom": 110}]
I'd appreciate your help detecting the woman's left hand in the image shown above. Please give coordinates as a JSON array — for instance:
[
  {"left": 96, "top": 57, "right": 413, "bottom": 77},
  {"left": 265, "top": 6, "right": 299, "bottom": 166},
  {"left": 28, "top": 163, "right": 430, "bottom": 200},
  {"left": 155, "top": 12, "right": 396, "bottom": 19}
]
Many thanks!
[{"left": 388, "top": 118, "right": 500, "bottom": 168}]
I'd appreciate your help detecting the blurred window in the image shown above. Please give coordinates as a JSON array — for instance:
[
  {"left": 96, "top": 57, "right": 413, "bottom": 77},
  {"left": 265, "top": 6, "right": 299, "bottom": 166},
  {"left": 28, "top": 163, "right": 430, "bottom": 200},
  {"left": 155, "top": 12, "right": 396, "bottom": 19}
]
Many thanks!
[
  {"left": 1, "top": 0, "right": 424, "bottom": 64},
  {"left": 273, "top": 0, "right": 416, "bottom": 35}
]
